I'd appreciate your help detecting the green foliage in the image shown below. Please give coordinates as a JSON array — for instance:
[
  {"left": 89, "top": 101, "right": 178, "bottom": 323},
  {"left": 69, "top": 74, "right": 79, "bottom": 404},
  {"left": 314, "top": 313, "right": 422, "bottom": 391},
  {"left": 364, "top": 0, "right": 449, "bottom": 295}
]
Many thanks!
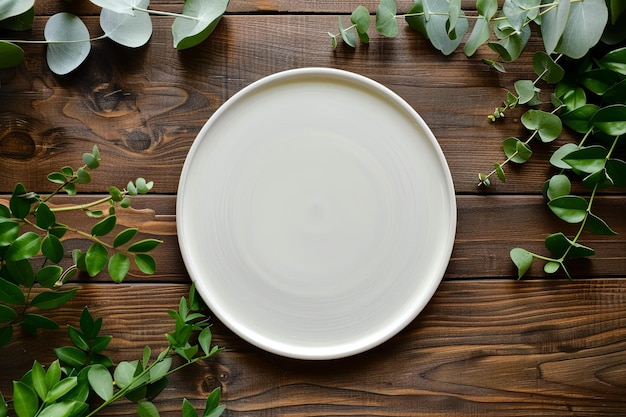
[
  {"left": 0, "top": 147, "right": 161, "bottom": 348},
  {"left": 1, "top": 288, "right": 224, "bottom": 417},
  {"left": 330, "top": 0, "right": 611, "bottom": 65},
  {"left": 482, "top": 44, "right": 626, "bottom": 279},
  {"left": 0, "top": 0, "right": 230, "bottom": 75}
]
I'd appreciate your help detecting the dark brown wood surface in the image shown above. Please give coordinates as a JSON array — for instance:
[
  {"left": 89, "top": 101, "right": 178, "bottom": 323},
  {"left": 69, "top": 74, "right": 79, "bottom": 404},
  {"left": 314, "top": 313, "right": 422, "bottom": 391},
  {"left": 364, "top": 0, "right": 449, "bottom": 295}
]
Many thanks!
[{"left": 1, "top": 2, "right": 625, "bottom": 416}]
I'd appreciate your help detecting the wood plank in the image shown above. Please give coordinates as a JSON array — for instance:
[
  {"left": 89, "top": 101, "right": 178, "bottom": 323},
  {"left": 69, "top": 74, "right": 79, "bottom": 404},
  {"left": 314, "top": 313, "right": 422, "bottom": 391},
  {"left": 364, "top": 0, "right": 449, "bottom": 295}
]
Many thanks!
[
  {"left": 2, "top": 281, "right": 626, "bottom": 416},
  {"left": 0, "top": 16, "right": 588, "bottom": 195},
  {"left": 1, "top": 193, "right": 624, "bottom": 282}
]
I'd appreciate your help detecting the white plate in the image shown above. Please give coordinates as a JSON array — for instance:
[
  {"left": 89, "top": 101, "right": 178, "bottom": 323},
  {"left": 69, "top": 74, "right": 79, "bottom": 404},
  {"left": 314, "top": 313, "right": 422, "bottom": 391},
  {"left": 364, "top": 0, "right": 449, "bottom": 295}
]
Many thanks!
[{"left": 177, "top": 68, "right": 456, "bottom": 360}]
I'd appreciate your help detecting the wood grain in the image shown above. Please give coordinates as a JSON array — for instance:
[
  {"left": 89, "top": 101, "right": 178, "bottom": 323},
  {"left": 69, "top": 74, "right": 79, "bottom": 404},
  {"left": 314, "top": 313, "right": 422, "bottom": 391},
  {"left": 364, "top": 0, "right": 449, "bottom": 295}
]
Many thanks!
[
  {"left": 2, "top": 282, "right": 626, "bottom": 416},
  {"left": 0, "top": 16, "right": 588, "bottom": 194}
]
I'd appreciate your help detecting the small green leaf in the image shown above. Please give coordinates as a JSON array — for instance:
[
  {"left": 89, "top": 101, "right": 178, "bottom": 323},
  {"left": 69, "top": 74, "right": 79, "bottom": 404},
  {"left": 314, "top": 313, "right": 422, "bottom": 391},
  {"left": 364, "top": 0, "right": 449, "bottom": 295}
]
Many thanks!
[
  {"left": 562, "top": 145, "right": 608, "bottom": 174},
  {"left": 598, "top": 46, "right": 626, "bottom": 75},
  {"left": 76, "top": 167, "right": 91, "bottom": 184},
  {"left": 113, "top": 228, "right": 138, "bottom": 247},
  {"left": 127, "top": 238, "right": 162, "bottom": 253},
  {"left": 108, "top": 253, "right": 130, "bottom": 283},
  {"left": 5, "top": 232, "right": 41, "bottom": 262},
  {"left": 555, "top": 0, "right": 607, "bottom": 59},
  {"left": 101, "top": 1, "right": 152, "bottom": 48},
  {"left": 338, "top": 16, "right": 356, "bottom": 48},
  {"left": 0, "top": 41, "right": 25, "bottom": 69},
  {"left": 502, "top": 137, "right": 532, "bottom": 163},
  {"left": 350, "top": 5, "right": 370, "bottom": 34},
  {"left": 0, "top": 304, "right": 17, "bottom": 323},
  {"left": 586, "top": 212, "right": 618, "bottom": 236},
  {"left": 114, "top": 361, "right": 139, "bottom": 389},
  {"left": 172, "top": 0, "right": 229, "bottom": 50},
  {"left": 514, "top": 80, "right": 537, "bottom": 105},
  {"left": 22, "top": 314, "right": 59, "bottom": 334},
  {"left": 32, "top": 266, "right": 64, "bottom": 291},
  {"left": 148, "top": 357, "right": 172, "bottom": 382},
  {"left": 548, "top": 195, "right": 588, "bottom": 223},
  {"left": 47, "top": 172, "right": 67, "bottom": 185},
  {"left": 91, "top": 215, "right": 117, "bottom": 237},
  {"left": 376, "top": 0, "right": 398, "bottom": 37},
  {"left": 607, "top": 158, "right": 626, "bottom": 187},
  {"left": 0, "top": 219, "right": 20, "bottom": 246},
  {"left": 494, "top": 162, "right": 505, "bottom": 182},
  {"left": 550, "top": 143, "right": 580, "bottom": 169},
  {"left": 42, "top": 234, "right": 65, "bottom": 263},
  {"left": 45, "top": 13, "right": 91, "bottom": 75},
  {"left": 510, "top": 248, "right": 533, "bottom": 279},
  {"left": 198, "top": 327, "right": 213, "bottom": 356},
  {"left": 13, "top": 380, "right": 38, "bottom": 417},
  {"left": 68, "top": 326, "right": 90, "bottom": 351},
  {"left": 520, "top": 109, "right": 562, "bottom": 142},
  {"left": 543, "top": 261, "right": 561, "bottom": 274},
  {"left": 54, "top": 346, "right": 88, "bottom": 368},
  {"left": 0, "top": 277, "right": 26, "bottom": 305},
  {"left": 546, "top": 174, "right": 571, "bottom": 201},
  {"left": 203, "top": 387, "right": 224, "bottom": 417},
  {"left": 88, "top": 364, "right": 114, "bottom": 401},
  {"left": 182, "top": 398, "right": 198, "bottom": 417},
  {"left": 85, "top": 242, "right": 109, "bottom": 277},
  {"left": 31, "top": 288, "right": 79, "bottom": 309},
  {"left": 134, "top": 254, "right": 157, "bottom": 275},
  {"left": 82, "top": 152, "right": 100, "bottom": 170},
  {"left": 45, "top": 377, "right": 77, "bottom": 402},
  {"left": 541, "top": 0, "right": 570, "bottom": 54},
  {"left": 560, "top": 104, "right": 599, "bottom": 133},
  {"left": 545, "top": 232, "right": 595, "bottom": 259},
  {"left": 45, "top": 360, "right": 62, "bottom": 389},
  {"left": 533, "top": 50, "right": 564, "bottom": 83},
  {"left": 135, "top": 178, "right": 154, "bottom": 194},
  {"left": 137, "top": 401, "right": 160, "bottom": 417},
  {"left": 463, "top": 17, "right": 489, "bottom": 56},
  {"left": 10, "top": 183, "right": 33, "bottom": 219},
  {"left": 590, "top": 104, "right": 626, "bottom": 136},
  {"left": 36, "top": 401, "right": 78, "bottom": 417}
]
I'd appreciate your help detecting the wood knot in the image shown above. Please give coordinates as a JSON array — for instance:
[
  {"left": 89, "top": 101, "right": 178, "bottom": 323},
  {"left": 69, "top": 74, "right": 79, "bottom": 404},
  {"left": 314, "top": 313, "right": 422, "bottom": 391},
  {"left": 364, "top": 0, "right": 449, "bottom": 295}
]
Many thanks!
[{"left": 0, "top": 131, "right": 36, "bottom": 159}]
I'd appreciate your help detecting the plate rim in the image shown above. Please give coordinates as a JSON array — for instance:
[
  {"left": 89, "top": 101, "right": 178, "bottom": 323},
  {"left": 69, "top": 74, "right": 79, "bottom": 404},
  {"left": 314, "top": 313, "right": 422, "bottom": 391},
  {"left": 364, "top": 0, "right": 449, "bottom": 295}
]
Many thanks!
[{"left": 176, "top": 67, "right": 457, "bottom": 360}]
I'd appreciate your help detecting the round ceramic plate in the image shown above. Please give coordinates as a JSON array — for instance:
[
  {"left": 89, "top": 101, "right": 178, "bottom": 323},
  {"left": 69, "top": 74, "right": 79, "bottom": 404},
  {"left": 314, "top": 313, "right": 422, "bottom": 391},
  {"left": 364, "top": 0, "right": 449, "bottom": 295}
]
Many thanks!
[{"left": 177, "top": 68, "right": 456, "bottom": 360}]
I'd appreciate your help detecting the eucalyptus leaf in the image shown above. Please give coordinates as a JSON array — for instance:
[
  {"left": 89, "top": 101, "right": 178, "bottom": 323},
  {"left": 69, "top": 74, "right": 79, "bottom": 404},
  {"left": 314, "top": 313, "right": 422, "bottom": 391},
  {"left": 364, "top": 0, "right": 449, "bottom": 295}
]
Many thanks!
[
  {"left": 581, "top": 69, "right": 621, "bottom": 95},
  {"left": 350, "top": 5, "right": 370, "bottom": 34},
  {"left": 101, "top": 2, "right": 152, "bottom": 48},
  {"left": 510, "top": 248, "right": 533, "bottom": 279},
  {"left": 463, "top": 17, "right": 490, "bottom": 57},
  {"left": 548, "top": 195, "right": 588, "bottom": 223},
  {"left": 172, "top": 0, "right": 229, "bottom": 50},
  {"left": 376, "top": 0, "right": 398, "bottom": 37},
  {"left": 89, "top": 0, "right": 136, "bottom": 15},
  {"left": 514, "top": 80, "right": 537, "bottom": 105},
  {"left": 546, "top": 174, "right": 571, "bottom": 200},
  {"left": 44, "top": 13, "right": 91, "bottom": 75},
  {"left": 586, "top": 212, "right": 618, "bottom": 235},
  {"left": 543, "top": 261, "right": 560, "bottom": 274},
  {"left": 582, "top": 168, "right": 613, "bottom": 189},
  {"left": 545, "top": 232, "right": 595, "bottom": 259},
  {"left": 338, "top": 16, "right": 356, "bottom": 48},
  {"left": 562, "top": 145, "right": 608, "bottom": 173},
  {"left": 550, "top": 143, "right": 580, "bottom": 169},
  {"left": 541, "top": 0, "right": 570, "bottom": 55},
  {"left": 606, "top": 158, "right": 626, "bottom": 187},
  {"left": 0, "top": 0, "right": 34, "bottom": 21},
  {"left": 532, "top": 51, "right": 564, "bottom": 83},
  {"left": 598, "top": 46, "right": 626, "bottom": 75},
  {"left": 421, "top": 0, "right": 468, "bottom": 55},
  {"left": 0, "top": 41, "right": 25, "bottom": 69},
  {"left": 556, "top": 0, "right": 607, "bottom": 59},
  {"left": 405, "top": 2, "right": 427, "bottom": 38},
  {"left": 590, "top": 104, "right": 626, "bottom": 135},
  {"left": 488, "top": 19, "right": 530, "bottom": 62},
  {"left": 502, "top": 0, "right": 540, "bottom": 32},
  {"left": 447, "top": 0, "right": 461, "bottom": 35},
  {"left": 560, "top": 104, "right": 599, "bottom": 133},
  {"left": 520, "top": 109, "right": 562, "bottom": 142},
  {"left": 502, "top": 137, "right": 532, "bottom": 163}
]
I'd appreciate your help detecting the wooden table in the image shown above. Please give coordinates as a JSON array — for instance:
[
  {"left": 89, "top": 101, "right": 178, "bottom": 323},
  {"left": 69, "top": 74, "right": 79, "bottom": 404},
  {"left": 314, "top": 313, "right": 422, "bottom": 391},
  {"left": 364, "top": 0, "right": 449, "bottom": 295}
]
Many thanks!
[{"left": 2, "top": 1, "right": 626, "bottom": 416}]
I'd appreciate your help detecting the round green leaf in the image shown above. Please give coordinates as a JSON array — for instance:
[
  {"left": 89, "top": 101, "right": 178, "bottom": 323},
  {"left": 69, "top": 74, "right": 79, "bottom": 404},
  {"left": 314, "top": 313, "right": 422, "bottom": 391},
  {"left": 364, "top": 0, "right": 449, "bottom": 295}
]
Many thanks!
[
  {"left": 172, "top": 0, "right": 229, "bottom": 50},
  {"left": 36, "top": 265, "right": 63, "bottom": 289},
  {"left": 31, "top": 288, "right": 79, "bottom": 309},
  {"left": 91, "top": 215, "right": 117, "bottom": 237},
  {"left": 502, "top": 137, "right": 532, "bottom": 164},
  {"left": 45, "top": 13, "right": 91, "bottom": 75},
  {"left": 108, "top": 253, "right": 130, "bottom": 283},
  {"left": 100, "top": 2, "right": 152, "bottom": 48},
  {"left": 488, "top": 22, "right": 531, "bottom": 62},
  {"left": 114, "top": 228, "right": 138, "bottom": 247},
  {"left": 338, "top": 16, "right": 356, "bottom": 48},
  {"left": 420, "top": 0, "right": 468, "bottom": 55},
  {"left": 42, "top": 234, "right": 65, "bottom": 263},
  {"left": 350, "top": 5, "right": 370, "bottom": 34},
  {"left": 134, "top": 254, "right": 156, "bottom": 275},
  {"left": 10, "top": 183, "right": 33, "bottom": 219},
  {"left": 521, "top": 109, "right": 562, "bottom": 142},
  {"left": 5, "top": 232, "right": 41, "bottom": 262},
  {"left": 556, "top": 0, "right": 607, "bottom": 59},
  {"left": 90, "top": 0, "right": 136, "bottom": 14},
  {"left": 0, "top": 277, "right": 25, "bottom": 305},
  {"left": 543, "top": 261, "right": 561, "bottom": 274},
  {"left": 0, "top": 0, "right": 35, "bottom": 21},
  {"left": 590, "top": 104, "right": 626, "bottom": 136},
  {"left": 541, "top": 0, "right": 570, "bottom": 54},
  {"left": 127, "top": 238, "right": 162, "bottom": 253},
  {"left": 82, "top": 152, "right": 100, "bottom": 169},
  {"left": 533, "top": 51, "right": 565, "bottom": 83},
  {"left": 550, "top": 143, "right": 580, "bottom": 169},
  {"left": 582, "top": 69, "right": 621, "bottom": 95},
  {"left": 376, "top": 0, "right": 398, "bottom": 38},
  {"left": 35, "top": 203, "right": 56, "bottom": 229},
  {"left": 562, "top": 145, "right": 608, "bottom": 174},
  {"left": 598, "top": 46, "right": 626, "bottom": 75},
  {"left": 548, "top": 195, "right": 588, "bottom": 223},
  {"left": 76, "top": 167, "right": 91, "bottom": 184},
  {"left": 547, "top": 174, "right": 571, "bottom": 200},
  {"left": 560, "top": 104, "right": 599, "bottom": 133},
  {"left": 136, "top": 401, "right": 160, "bottom": 417},
  {"left": 0, "top": 219, "right": 20, "bottom": 246},
  {"left": 463, "top": 17, "right": 490, "bottom": 57},
  {"left": 0, "top": 41, "right": 25, "bottom": 69},
  {"left": 514, "top": 80, "right": 537, "bottom": 105},
  {"left": 510, "top": 248, "right": 533, "bottom": 279},
  {"left": 85, "top": 242, "right": 109, "bottom": 277},
  {"left": 88, "top": 364, "right": 114, "bottom": 401},
  {"left": 0, "top": 304, "right": 17, "bottom": 323}
]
